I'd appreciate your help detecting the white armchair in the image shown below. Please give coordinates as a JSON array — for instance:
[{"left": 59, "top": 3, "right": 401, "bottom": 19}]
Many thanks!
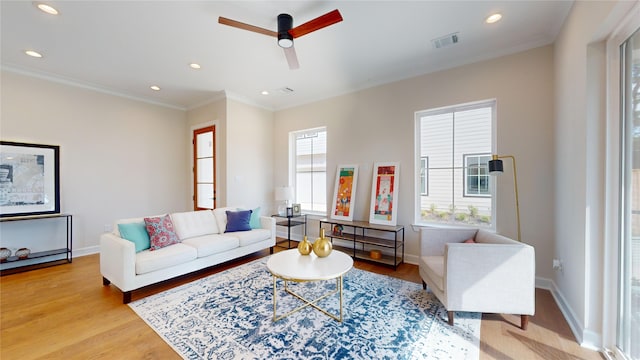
[{"left": 419, "top": 227, "right": 535, "bottom": 329}]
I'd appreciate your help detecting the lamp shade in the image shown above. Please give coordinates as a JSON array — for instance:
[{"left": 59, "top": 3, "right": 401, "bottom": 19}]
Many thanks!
[
  {"left": 275, "top": 186, "right": 294, "bottom": 202},
  {"left": 488, "top": 159, "right": 504, "bottom": 174}
]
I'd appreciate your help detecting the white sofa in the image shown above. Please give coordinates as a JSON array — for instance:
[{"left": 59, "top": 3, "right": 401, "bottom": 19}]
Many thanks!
[
  {"left": 100, "top": 207, "right": 275, "bottom": 303},
  {"left": 419, "top": 227, "right": 535, "bottom": 329}
]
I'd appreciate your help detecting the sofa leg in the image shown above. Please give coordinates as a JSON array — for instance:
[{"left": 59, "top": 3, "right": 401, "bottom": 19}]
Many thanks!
[
  {"left": 102, "top": 277, "right": 111, "bottom": 286},
  {"left": 447, "top": 311, "right": 454, "bottom": 326},
  {"left": 422, "top": 280, "right": 427, "bottom": 290},
  {"left": 521, "top": 315, "right": 529, "bottom": 330},
  {"left": 123, "top": 291, "right": 132, "bottom": 304}
]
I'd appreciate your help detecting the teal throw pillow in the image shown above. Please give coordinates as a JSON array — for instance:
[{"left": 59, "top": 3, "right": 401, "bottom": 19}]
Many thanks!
[
  {"left": 118, "top": 222, "right": 151, "bottom": 253},
  {"left": 225, "top": 210, "right": 252, "bottom": 232},
  {"left": 249, "top": 206, "right": 261, "bottom": 229}
]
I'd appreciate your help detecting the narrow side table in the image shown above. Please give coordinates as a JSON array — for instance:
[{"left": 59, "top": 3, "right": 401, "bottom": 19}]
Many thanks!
[{"left": 271, "top": 214, "right": 307, "bottom": 249}]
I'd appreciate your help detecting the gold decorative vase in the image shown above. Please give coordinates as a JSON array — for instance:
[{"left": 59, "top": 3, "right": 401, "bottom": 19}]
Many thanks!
[
  {"left": 297, "top": 235, "right": 312, "bottom": 255},
  {"left": 312, "top": 228, "right": 332, "bottom": 258}
]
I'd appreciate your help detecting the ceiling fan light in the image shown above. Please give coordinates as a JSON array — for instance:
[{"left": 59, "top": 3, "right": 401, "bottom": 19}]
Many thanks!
[{"left": 278, "top": 36, "right": 293, "bottom": 48}]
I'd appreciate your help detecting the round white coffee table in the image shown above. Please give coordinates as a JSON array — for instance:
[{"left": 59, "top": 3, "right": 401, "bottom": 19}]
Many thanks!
[{"left": 267, "top": 249, "right": 353, "bottom": 322}]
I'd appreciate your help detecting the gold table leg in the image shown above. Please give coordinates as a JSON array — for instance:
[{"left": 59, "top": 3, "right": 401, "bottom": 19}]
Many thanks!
[{"left": 272, "top": 275, "right": 344, "bottom": 322}]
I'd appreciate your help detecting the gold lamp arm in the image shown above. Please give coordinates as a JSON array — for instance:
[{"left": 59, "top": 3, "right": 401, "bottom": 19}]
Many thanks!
[{"left": 494, "top": 155, "right": 521, "bottom": 242}]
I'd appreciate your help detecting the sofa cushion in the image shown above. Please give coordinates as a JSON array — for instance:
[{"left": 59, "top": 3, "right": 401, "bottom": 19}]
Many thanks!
[
  {"left": 227, "top": 228, "right": 271, "bottom": 247},
  {"left": 171, "top": 210, "right": 219, "bottom": 240},
  {"left": 225, "top": 210, "right": 252, "bottom": 232},
  {"left": 117, "top": 222, "right": 150, "bottom": 253},
  {"left": 145, "top": 214, "right": 180, "bottom": 250},
  {"left": 213, "top": 207, "right": 237, "bottom": 234},
  {"left": 181, "top": 234, "right": 240, "bottom": 258},
  {"left": 135, "top": 243, "right": 197, "bottom": 275},
  {"left": 419, "top": 255, "right": 445, "bottom": 292},
  {"left": 249, "top": 207, "right": 261, "bottom": 229}
]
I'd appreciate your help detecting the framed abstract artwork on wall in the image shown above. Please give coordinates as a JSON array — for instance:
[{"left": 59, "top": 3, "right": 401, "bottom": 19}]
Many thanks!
[
  {"left": 331, "top": 164, "right": 358, "bottom": 221},
  {"left": 369, "top": 162, "right": 399, "bottom": 226},
  {"left": 0, "top": 141, "right": 60, "bottom": 217}
]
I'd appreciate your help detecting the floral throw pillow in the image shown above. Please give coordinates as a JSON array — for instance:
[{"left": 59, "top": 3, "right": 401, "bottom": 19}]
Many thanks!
[{"left": 144, "top": 214, "right": 180, "bottom": 250}]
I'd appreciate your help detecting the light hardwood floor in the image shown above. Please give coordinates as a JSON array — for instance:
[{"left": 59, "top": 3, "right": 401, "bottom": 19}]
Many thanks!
[{"left": 1, "top": 248, "right": 603, "bottom": 360}]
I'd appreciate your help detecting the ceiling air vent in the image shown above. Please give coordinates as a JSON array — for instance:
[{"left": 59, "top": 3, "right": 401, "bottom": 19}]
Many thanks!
[
  {"left": 432, "top": 32, "right": 460, "bottom": 49},
  {"left": 278, "top": 87, "right": 294, "bottom": 94}
]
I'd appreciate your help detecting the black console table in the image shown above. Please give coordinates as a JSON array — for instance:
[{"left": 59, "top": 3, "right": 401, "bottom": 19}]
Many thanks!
[
  {"left": 0, "top": 213, "right": 72, "bottom": 275},
  {"left": 319, "top": 218, "right": 404, "bottom": 269},
  {"left": 272, "top": 214, "right": 307, "bottom": 249}
]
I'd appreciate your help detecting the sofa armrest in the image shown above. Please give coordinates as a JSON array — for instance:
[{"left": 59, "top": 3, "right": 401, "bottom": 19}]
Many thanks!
[
  {"left": 444, "top": 242, "right": 535, "bottom": 314},
  {"left": 419, "top": 228, "right": 478, "bottom": 256},
  {"left": 100, "top": 233, "right": 137, "bottom": 292},
  {"left": 259, "top": 216, "right": 276, "bottom": 244}
]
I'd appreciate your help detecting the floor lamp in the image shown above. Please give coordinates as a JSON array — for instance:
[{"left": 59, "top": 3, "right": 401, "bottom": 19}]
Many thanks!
[{"left": 488, "top": 154, "right": 521, "bottom": 242}]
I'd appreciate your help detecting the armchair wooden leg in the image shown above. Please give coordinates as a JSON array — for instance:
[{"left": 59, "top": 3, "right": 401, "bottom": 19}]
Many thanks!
[
  {"left": 447, "top": 311, "right": 454, "bottom": 326},
  {"left": 270, "top": 246, "right": 274, "bottom": 254},
  {"left": 422, "top": 280, "right": 427, "bottom": 290},
  {"left": 102, "top": 277, "right": 111, "bottom": 286},
  {"left": 521, "top": 315, "right": 529, "bottom": 330}
]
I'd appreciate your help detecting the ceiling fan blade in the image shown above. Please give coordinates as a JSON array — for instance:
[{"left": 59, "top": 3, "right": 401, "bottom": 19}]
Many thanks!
[
  {"left": 218, "top": 16, "right": 277, "bottom": 37},
  {"left": 283, "top": 47, "right": 300, "bottom": 70},
  {"left": 289, "top": 9, "right": 343, "bottom": 38}
]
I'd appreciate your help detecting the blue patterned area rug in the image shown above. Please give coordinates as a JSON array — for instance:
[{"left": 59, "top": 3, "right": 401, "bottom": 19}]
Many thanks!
[{"left": 128, "top": 256, "right": 480, "bottom": 359}]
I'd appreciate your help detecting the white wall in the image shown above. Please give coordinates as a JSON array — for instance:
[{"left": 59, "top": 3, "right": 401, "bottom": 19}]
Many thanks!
[
  {"left": 553, "top": 0, "right": 635, "bottom": 348},
  {"left": 0, "top": 70, "right": 190, "bottom": 255},
  {"left": 275, "top": 46, "right": 556, "bottom": 272},
  {"left": 225, "top": 99, "right": 274, "bottom": 211}
]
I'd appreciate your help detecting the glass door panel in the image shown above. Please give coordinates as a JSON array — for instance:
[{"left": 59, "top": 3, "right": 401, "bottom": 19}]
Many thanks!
[
  {"left": 194, "top": 126, "right": 215, "bottom": 210},
  {"left": 620, "top": 27, "right": 640, "bottom": 360}
]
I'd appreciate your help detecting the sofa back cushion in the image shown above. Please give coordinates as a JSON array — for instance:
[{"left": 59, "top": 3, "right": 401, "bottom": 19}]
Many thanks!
[{"left": 171, "top": 210, "right": 219, "bottom": 240}]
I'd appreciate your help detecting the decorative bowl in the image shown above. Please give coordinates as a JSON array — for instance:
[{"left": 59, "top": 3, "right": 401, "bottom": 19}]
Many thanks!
[
  {"left": 0, "top": 247, "right": 11, "bottom": 262},
  {"left": 15, "top": 248, "right": 30, "bottom": 260},
  {"left": 369, "top": 250, "right": 382, "bottom": 260}
]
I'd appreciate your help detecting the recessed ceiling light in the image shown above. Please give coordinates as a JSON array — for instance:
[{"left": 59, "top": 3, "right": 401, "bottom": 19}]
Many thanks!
[
  {"left": 261, "top": 90, "right": 269, "bottom": 95},
  {"left": 150, "top": 85, "right": 161, "bottom": 91},
  {"left": 486, "top": 13, "right": 502, "bottom": 24},
  {"left": 25, "top": 50, "right": 43, "bottom": 58},
  {"left": 34, "top": 2, "right": 59, "bottom": 15},
  {"left": 189, "top": 63, "right": 201, "bottom": 69}
]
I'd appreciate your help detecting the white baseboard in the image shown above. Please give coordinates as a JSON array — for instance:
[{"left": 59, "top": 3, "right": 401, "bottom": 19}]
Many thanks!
[
  {"left": 535, "top": 276, "right": 602, "bottom": 351},
  {"left": 73, "top": 245, "right": 99, "bottom": 258}
]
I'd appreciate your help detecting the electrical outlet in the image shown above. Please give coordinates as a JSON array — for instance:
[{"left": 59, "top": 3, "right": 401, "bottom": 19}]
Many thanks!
[{"left": 553, "top": 258, "right": 563, "bottom": 272}]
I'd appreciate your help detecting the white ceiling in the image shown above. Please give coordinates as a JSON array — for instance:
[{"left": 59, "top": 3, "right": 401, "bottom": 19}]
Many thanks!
[{"left": 1, "top": 1, "right": 573, "bottom": 111}]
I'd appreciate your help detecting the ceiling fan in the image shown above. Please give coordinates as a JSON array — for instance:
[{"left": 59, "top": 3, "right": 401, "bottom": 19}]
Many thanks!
[{"left": 218, "top": 9, "right": 343, "bottom": 70}]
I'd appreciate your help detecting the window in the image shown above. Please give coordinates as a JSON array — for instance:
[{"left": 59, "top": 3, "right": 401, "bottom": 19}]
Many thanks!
[
  {"left": 292, "top": 128, "right": 327, "bottom": 213},
  {"left": 420, "top": 157, "right": 428, "bottom": 195},
  {"left": 415, "top": 101, "right": 494, "bottom": 226},
  {"left": 464, "top": 154, "right": 491, "bottom": 197}
]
